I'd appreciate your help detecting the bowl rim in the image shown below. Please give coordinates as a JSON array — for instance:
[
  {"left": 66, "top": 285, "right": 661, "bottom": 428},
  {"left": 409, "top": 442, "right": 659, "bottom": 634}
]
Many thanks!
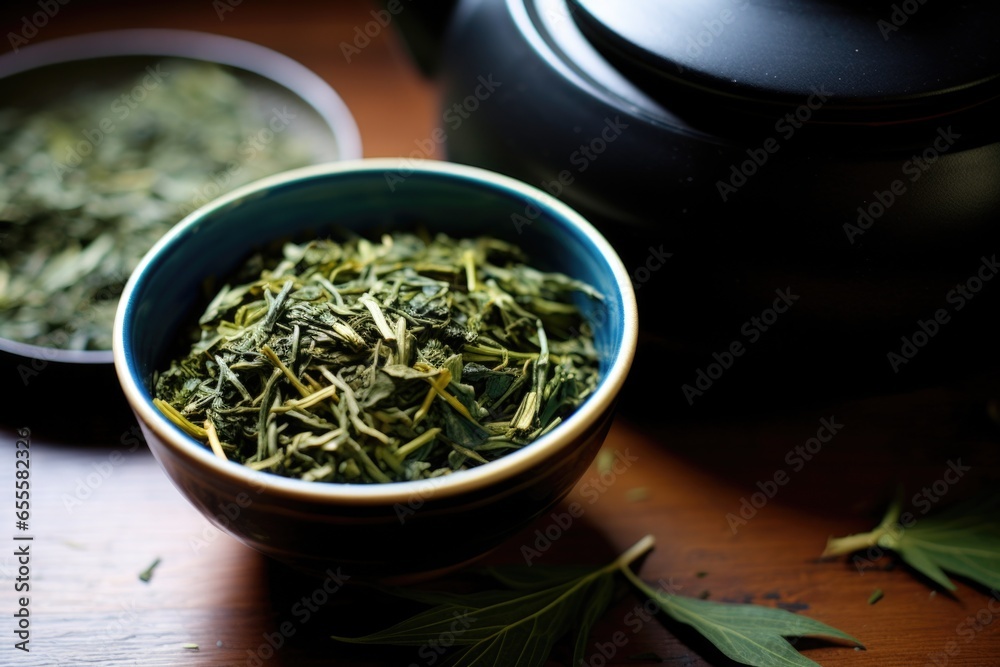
[
  {"left": 113, "top": 157, "right": 638, "bottom": 505},
  {"left": 0, "top": 27, "right": 363, "bottom": 364}
]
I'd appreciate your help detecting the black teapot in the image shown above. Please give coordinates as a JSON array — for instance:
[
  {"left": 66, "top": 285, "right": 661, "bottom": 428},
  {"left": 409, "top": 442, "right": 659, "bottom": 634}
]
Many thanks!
[{"left": 388, "top": 0, "right": 1000, "bottom": 412}]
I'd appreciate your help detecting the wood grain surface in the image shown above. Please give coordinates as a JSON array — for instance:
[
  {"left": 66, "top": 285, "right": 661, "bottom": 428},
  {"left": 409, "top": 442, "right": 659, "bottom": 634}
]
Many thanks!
[{"left": 2, "top": 2, "right": 999, "bottom": 666}]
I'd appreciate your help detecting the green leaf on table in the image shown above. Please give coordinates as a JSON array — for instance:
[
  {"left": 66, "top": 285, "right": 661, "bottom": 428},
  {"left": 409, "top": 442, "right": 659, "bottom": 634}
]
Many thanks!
[
  {"left": 823, "top": 491, "right": 1000, "bottom": 591},
  {"left": 332, "top": 540, "right": 632, "bottom": 667},
  {"left": 571, "top": 573, "right": 617, "bottom": 666},
  {"left": 624, "top": 571, "right": 861, "bottom": 667},
  {"left": 480, "top": 563, "right": 599, "bottom": 590},
  {"left": 334, "top": 535, "right": 862, "bottom": 667}
]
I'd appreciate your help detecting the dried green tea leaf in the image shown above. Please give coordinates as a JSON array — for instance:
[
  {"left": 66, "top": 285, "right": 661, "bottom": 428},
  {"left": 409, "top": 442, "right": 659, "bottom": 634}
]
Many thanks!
[
  {"left": 154, "top": 233, "right": 602, "bottom": 483},
  {"left": 0, "top": 60, "right": 316, "bottom": 349},
  {"left": 138, "top": 557, "right": 161, "bottom": 583},
  {"left": 596, "top": 448, "right": 615, "bottom": 475},
  {"left": 626, "top": 486, "right": 650, "bottom": 502}
]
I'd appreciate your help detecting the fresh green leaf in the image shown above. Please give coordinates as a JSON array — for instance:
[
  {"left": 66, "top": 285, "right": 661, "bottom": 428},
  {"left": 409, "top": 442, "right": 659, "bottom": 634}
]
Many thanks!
[
  {"left": 621, "top": 568, "right": 861, "bottom": 667},
  {"left": 334, "top": 535, "right": 862, "bottom": 667},
  {"left": 479, "top": 564, "right": 598, "bottom": 590},
  {"left": 572, "top": 573, "right": 617, "bottom": 666},
  {"left": 823, "top": 492, "right": 1000, "bottom": 591},
  {"left": 364, "top": 583, "right": 525, "bottom": 610},
  {"left": 334, "top": 565, "right": 616, "bottom": 666}
]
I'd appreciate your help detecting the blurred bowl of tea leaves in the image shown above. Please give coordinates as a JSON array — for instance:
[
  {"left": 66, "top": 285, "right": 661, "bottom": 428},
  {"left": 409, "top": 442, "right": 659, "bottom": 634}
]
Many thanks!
[
  {"left": 0, "top": 29, "right": 361, "bottom": 440},
  {"left": 113, "top": 158, "right": 638, "bottom": 577}
]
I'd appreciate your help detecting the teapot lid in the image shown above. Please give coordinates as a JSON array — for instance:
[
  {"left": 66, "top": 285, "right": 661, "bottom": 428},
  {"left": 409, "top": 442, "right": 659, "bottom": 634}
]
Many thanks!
[{"left": 569, "top": 0, "right": 1000, "bottom": 123}]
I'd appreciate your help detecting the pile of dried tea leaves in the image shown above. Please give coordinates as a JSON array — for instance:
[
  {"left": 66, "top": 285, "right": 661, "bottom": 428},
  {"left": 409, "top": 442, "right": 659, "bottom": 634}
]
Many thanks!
[
  {"left": 0, "top": 59, "right": 316, "bottom": 350},
  {"left": 153, "top": 232, "right": 603, "bottom": 483}
]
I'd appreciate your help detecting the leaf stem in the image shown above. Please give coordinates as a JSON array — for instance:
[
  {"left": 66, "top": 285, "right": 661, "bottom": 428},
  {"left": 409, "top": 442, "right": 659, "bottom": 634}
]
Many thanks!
[
  {"left": 614, "top": 534, "right": 656, "bottom": 571},
  {"left": 204, "top": 419, "right": 227, "bottom": 461},
  {"left": 821, "top": 531, "right": 883, "bottom": 558},
  {"left": 261, "top": 345, "right": 310, "bottom": 398},
  {"left": 822, "top": 490, "right": 904, "bottom": 558}
]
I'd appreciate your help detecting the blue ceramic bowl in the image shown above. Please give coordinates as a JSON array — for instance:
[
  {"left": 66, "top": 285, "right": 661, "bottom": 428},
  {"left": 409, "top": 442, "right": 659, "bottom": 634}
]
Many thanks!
[{"left": 113, "top": 158, "right": 637, "bottom": 577}]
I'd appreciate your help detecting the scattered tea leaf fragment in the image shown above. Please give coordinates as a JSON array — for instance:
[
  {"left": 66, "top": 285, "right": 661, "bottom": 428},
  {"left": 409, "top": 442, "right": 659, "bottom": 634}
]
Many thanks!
[
  {"left": 626, "top": 487, "right": 650, "bottom": 502},
  {"left": 138, "top": 557, "right": 161, "bottom": 583},
  {"left": 596, "top": 448, "right": 615, "bottom": 475}
]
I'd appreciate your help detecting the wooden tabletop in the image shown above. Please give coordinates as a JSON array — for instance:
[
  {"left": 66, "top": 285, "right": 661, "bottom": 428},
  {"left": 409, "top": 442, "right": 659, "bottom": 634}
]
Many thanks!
[{"left": 2, "top": 2, "right": 999, "bottom": 666}]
